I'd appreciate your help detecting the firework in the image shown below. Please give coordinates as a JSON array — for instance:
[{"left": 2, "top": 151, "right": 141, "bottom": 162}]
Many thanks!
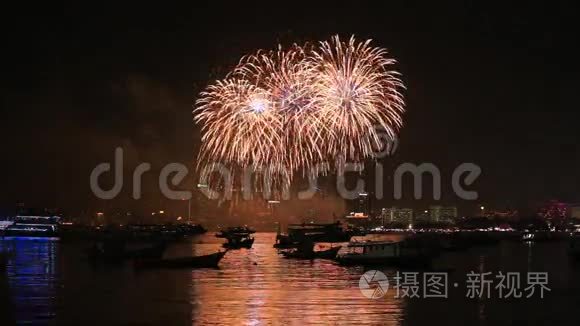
[
  {"left": 230, "top": 44, "right": 328, "bottom": 173},
  {"left": 309, "top": 36, "right": 405, "bottom": 165},
  {"left": 195, "top": 79, "right": 281, "bottom": 168},
  {"left": 194, "top": 36, "right": 405, "bottom": 192}
]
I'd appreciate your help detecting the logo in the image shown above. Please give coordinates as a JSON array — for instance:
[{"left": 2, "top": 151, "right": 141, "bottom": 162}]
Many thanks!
[{"left": 359, "top": 270, "right": 389, "bottom": 299}]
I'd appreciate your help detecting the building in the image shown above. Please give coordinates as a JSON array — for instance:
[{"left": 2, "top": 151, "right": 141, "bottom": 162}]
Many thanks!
[
  {"left": 429, "top": 206, "right": 458, "bottom": 222},
  {"left": 381, "top": 207, "right": 413, "bottom": 226},
  {"left": 415, "top": 210, "right": 430, "bottom": 223},
  {"left": 380, "top": 208, "right": 390, "bottom": 225},
  {"left": 354, "top": 192, "right": 371, "bottom": 216},
  {"left": 395, "top": 208, "right": 414, "bottom": 225}
]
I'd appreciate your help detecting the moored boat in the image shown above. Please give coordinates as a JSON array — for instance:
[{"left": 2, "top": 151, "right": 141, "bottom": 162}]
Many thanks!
[
  {"left": 282, "top": 246, "right": 342, "bottom": 260},
  {"left": 335, "top": 239, "right": 433, "bottom": 267},
  {"left": 1, "top": 215, "right": 60, "bottom": 238},
  {"left": 273, "top": 235, "right": 300, "bottom": 249},
  {"left": 222, "top": 235, "right": 254, "bottom": 249},
  {"left": 215, "top": 226, "right": 255, "bottom": 238},
  {"left": 134, "top": 251, "right": 227, "bottom": 269},
  {"left": 274, "top": 221, "right": 356, "bottom": 248},
  {"left": 286, "top": 222, "right": 353, "bottom": 243}
]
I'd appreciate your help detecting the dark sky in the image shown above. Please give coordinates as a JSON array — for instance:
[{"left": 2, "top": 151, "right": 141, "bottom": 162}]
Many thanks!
[{"left": 1, "top": 1, "right": 578, "bottom": 216}]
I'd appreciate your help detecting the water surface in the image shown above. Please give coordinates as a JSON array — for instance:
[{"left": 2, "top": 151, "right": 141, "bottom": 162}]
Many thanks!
[{"left": 1, "top": 233, "right": 579, "bottom": 325}]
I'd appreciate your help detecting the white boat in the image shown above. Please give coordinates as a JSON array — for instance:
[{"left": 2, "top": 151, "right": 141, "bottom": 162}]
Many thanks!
[
  {"left": 1, "top": 216, "right": 60, "bottom": 238},
  {"left": 335, "top": 239, "right": 433, "bottom": 267}
]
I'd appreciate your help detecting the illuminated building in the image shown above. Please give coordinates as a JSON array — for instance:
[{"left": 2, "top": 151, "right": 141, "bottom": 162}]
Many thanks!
[
  {"left": 381, "top": 207, "right": 413, "bottom": 225},
  {"left": 354, "top": 192, "right": 371, "bottom": 216},
  {"left": 429, "top": 206, "right": 458, "bottom": 222}
]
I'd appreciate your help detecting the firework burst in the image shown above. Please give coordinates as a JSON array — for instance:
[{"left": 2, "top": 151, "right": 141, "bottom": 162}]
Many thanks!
[
  {"left": 194, "top": 35, "right": 405, "bottom": 193},
  {"left": 310, "top": 36, "right": 405, "bottom": 165}
]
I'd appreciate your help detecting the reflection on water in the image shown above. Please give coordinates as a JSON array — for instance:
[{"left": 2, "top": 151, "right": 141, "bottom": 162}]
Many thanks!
[
  {"left": 188, "top": 234, "right": 403, "bottom": 325},
  {"left": 1, "top": 239, "right": 58, "bottom": 324},
  {"left": 0, "top": 233, "right": 579, "bottom": 325}
]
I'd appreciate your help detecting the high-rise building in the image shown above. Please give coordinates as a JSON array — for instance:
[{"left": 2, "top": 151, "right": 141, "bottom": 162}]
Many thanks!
[
  {"left": 380, "top": 208, "right": 390, "bottom": 225},
  {"left": 381, "top": 207, "right": 413, "bottom": 225},
  {"left": 429, "top": 206, "right": 457, "bottom": 222},
  {"left": 396, "top": 208, "right": 414, "bottom": 225},
  {"left": 354, "top": 192, "right": 371, "bottom": 216}
]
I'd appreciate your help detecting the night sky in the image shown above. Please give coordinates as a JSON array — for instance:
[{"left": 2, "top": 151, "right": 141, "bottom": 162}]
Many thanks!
[{"left": 1, "top": 2, "right": 578, "bottom": 216}]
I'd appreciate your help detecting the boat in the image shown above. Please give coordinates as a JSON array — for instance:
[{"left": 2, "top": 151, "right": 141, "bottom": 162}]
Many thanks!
[
  {"left": 134, "top": 250, "right": 227, "bottom": 269},
  {"left": 273, "top": 235, "right": 301, "bottom": 249},
  {"left": 335, "top": 239, "right": 434, "bottom": 267},
  {"left": 222, "top": 235, "right": 254, "bottom": 249},
  {"left": 179, "top": 224, "right": 207, "bottom": 235},
  {"left": 273, "top": 223, "right": 300, "bottom": 248},
  {"left": 0, "top": 215, "right": 60, "bottom": 238},
  {"left": 215, "top": 226, "right": 255, "bottom": 238},
  {"left": 287, "top": 222, "right": 353, "bottom": 242},
  {"left": 274, "top": 221, "right": 355, "bottom": 248},
  {"left": 282, "top": 246, "right": 342, "bottom": 260}
]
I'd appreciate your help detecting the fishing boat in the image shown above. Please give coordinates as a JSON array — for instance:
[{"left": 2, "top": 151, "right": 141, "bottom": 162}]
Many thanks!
[
  {"left": 222, "top": 235, "right": 254, "bottom": 249},
  {"left": 134, "top": 250, "right": 227, "bottom": 269},
  {"left": 282, "top": 245, "right": 342, "bottom": 260},
  {"left": 287, "top": 222, "right": 353, "bottom": 242},
  {"left": 335, "top": 239, "right": 433, "bottom": 267},
  {"left": 274, "top": 221, "right": 356, "bottom": 248},
  {"left": 215, "top": 226, "right": 255, "bottom": 238},
  {"left": 273, "top": 237, "right": 300, "bottom": 249}
]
